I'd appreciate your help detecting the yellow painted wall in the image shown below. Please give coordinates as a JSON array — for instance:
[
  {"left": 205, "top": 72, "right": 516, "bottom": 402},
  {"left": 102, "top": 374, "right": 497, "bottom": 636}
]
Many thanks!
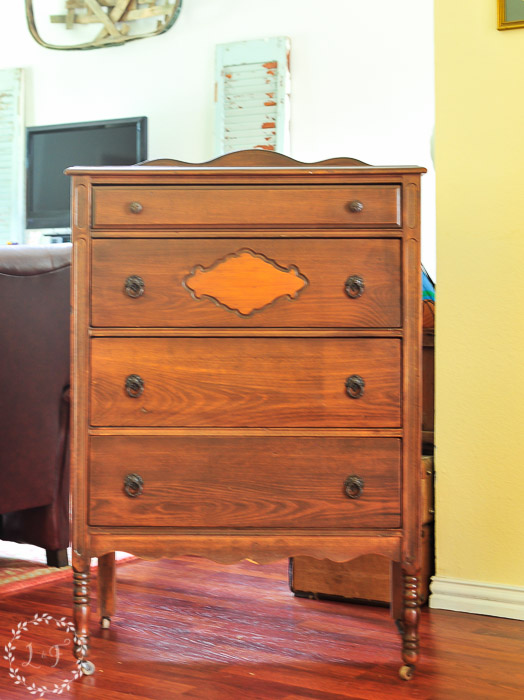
[{"left": 434, "top": 1, "right": 524, "bottom": 585}]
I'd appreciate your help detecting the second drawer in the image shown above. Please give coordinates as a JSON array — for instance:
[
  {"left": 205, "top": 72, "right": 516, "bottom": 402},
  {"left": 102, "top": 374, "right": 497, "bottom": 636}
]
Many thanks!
[
  {"left": 90, "top": 337, "right": 401, "bottom": 428},
  {"left": 91, "top": 238, "right": 401, "bottom": 329}
]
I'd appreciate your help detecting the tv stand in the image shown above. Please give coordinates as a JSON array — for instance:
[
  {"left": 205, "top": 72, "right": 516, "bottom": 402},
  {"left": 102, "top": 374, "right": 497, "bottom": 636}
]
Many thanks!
[
  {"left": 44, "top": 232, "right": 71, "bottom": 243},
  {"left": 25, "top": 228, "right": 71, "bottom": 244}
]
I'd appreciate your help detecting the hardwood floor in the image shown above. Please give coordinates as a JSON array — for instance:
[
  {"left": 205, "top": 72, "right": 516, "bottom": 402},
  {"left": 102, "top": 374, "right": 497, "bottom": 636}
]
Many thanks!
[{"left": 1, "top": 556, "right": 522, "bottom": 699}]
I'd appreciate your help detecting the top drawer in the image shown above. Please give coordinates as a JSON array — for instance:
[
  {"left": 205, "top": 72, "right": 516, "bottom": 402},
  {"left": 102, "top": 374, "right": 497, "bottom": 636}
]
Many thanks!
[{"left": 91, "top": 185, "right": 401, "bottom": 230}]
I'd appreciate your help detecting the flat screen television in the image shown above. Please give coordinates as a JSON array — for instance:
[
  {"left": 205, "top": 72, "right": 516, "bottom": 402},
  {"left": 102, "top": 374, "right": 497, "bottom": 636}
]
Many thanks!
[{"left": 26, "top": 116, "right": 147, "bottom": 231}]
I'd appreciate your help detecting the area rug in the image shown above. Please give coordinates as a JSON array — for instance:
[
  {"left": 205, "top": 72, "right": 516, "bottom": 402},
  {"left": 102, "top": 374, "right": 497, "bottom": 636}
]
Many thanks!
[
  {"left": 0, "top": 542, "right": 134, "bottom": 598},
  {"left": 0, "top": 558, "right": 72, "bottom": 597}
]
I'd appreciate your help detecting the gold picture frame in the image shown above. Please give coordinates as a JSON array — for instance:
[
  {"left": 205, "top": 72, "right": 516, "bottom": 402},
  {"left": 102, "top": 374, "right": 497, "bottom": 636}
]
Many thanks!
[{"left": 498, "top": 0, "right": 524, "bottom": 30}]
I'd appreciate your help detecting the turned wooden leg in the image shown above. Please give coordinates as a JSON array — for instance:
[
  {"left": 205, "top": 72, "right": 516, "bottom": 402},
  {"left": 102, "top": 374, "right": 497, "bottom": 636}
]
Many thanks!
[
  {"left": 390, "top": 560, "right": 404, "bottom": 634},
  {"left": 97, "top": 552, "right": 116, "bottom": 629},
  {"left": 72, "top": 551, "right": 95, "bottom": 675},
  {"left": 398, "top": 569, "right": 420, "bottom": 680}
]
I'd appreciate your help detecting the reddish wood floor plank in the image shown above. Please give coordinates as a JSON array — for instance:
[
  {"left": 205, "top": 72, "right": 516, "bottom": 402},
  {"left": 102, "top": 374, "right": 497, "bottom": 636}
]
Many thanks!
[{"left": 0, "top": 557, "right": 522, "bottom": 699}]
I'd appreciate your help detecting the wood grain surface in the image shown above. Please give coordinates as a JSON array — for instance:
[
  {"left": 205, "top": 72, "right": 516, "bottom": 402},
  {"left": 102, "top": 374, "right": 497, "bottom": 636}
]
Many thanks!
[
  {"left": 91, "top": 238, "right": 401, "bottom": 328},
  {"left": 89, "top": 337, "right": 402, "bottom": 427},
  {"left": 88, "top": 436, "right": 401, "bottom": 528},
  {"left": 92, "top": 184, "right": 401, "bottom": 229}
]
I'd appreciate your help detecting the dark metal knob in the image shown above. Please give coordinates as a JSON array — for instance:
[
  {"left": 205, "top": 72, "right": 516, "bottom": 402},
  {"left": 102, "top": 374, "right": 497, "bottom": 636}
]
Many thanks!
[
  {"left": 345, "top": 374, "right": 365, "bottom": 399},
  {"left": 348, "top": 200, "right": 364, "bottom": 213},
  {"left": 125, "top": 374, "right": 144, "bottom": 398},
  {"left": 124, "top": 473, "right": 144, "bottom": 498},
  {"left": 345, "top": 275, "right": 365, "bottom": 299},
  {"left": 124, "top": 275, "right": 145, "bottom": 298},
  {"left": 129, "top": 201, "right": 143, "bottom": 214},
  {"left": 344, "top": 475, "right": 364, "bottom": 499}
]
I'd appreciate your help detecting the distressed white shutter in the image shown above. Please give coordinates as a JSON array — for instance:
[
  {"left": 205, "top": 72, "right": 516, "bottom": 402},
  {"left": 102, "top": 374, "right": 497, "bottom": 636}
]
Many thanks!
[
  {"left": 214, "top": 37, "right": 290, "bottom": 156},
  {"left": 0, "top": 68, "right": 24, "bottom": 244}
]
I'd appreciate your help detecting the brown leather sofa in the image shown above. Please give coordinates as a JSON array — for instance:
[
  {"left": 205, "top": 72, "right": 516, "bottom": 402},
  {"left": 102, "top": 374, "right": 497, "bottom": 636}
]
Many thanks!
[{"left": 0, "top": 244, "right": 71, "bottom": 567}]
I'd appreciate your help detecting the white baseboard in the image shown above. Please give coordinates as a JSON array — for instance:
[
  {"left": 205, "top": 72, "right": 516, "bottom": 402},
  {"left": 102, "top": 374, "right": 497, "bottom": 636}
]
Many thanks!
[{"left": 429, "top": 576, "right": 524, "bottom": 620}]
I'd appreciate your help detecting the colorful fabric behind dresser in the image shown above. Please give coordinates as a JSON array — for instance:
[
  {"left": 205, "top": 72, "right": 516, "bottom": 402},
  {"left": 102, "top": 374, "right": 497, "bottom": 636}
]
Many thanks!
[{"left": 422, "top": 266, "right": 435, "bottom": 329}]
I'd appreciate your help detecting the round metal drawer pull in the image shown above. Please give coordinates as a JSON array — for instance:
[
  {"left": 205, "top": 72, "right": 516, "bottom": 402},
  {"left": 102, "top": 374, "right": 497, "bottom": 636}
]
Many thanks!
[
  {"left": 125, "top": 374, "right": 144, "bottom": 398},
  {"left": 344, "top": 475, "right": 364, "bottom": 499},
  {"left": 124, "top": 473, "right": 144, "bottom": 498},
  {"left": 345, "top": 275, "right": 365, "bottom": 299},
  {"left": 129, "top": 201, "right": 143, "bottom": 214},
  {"left": 348, "top": 200, "right": 364, "bottom": 213},
  {"left": 124, "top": 275, "right": 145, "bottom": 298},
  {"left": 345, "top": 374, "right": 365, "bottom": 399}
]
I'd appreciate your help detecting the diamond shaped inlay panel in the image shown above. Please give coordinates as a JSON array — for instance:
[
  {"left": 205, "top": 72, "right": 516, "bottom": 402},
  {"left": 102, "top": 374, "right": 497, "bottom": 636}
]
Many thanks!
[{"left": 182, "top": 248, "right": 309, "bottom": 317}]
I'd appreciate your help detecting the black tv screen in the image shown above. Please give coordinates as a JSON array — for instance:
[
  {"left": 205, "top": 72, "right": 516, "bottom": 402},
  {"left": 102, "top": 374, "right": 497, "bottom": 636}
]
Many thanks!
[{"left": 26, "top": 116, "right": 147, "bottom": 229}]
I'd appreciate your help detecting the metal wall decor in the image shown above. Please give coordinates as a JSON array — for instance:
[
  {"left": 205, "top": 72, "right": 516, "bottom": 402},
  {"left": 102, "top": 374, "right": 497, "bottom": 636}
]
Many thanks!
[{"left": 25, "top": 0, "right": 182, "bottom": 50}]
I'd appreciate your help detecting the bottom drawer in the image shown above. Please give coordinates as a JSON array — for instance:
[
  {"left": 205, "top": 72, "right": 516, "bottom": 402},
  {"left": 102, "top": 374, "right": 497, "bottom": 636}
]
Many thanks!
[{"left": 88, "top": 436, "right": 401, "bottom": 528}]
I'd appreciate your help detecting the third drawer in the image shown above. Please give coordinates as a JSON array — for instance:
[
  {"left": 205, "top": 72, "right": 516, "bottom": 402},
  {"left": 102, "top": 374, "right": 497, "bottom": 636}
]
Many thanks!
[{"left": 90, "top": 337, "right": 401, "bottom": 428}]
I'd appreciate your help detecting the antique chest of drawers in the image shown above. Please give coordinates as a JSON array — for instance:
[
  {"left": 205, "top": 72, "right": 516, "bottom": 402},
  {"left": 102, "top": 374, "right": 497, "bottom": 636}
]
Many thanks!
[{"left": 68, "top": 151, "right": 425, "bottom": 680}]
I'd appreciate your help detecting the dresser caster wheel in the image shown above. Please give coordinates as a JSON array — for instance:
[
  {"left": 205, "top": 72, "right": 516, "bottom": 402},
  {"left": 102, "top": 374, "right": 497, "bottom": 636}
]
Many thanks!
[
  {"left": 399, "top": 664, "right": 415, "bottom": 681},
  {"left": 80, "top": 660, "right": 96, "bottom": 676},
  {"left": 100, "top": 616, "right": 111, "bottom": 629}
]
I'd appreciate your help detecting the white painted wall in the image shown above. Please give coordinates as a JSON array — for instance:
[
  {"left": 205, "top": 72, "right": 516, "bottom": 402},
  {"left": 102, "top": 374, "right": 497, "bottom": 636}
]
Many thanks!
[{"left": 0, "top": 0, "right": 435, "bottom": 275}]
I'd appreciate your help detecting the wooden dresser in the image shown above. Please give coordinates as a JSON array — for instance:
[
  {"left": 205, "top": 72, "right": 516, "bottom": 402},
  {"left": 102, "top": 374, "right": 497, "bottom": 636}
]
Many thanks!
[{"left": 68, "top": 151, "right": 425, "bottom": 680}]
